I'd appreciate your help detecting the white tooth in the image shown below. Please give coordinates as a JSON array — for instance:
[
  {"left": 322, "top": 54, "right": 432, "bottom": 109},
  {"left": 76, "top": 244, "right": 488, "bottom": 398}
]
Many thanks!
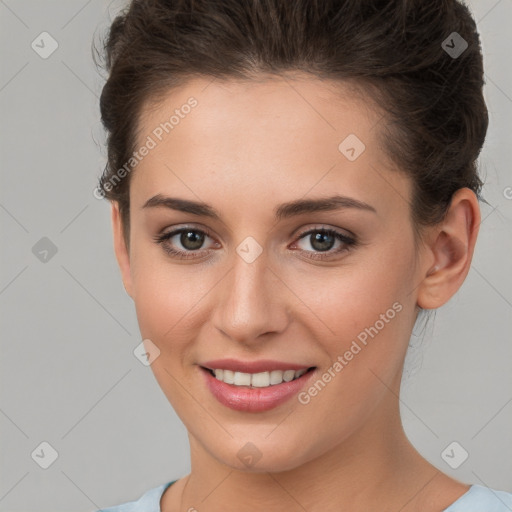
[
  {"left": 251, "top": 371, "right": 270, "bottom": 387},
  {"left": 283, "top": 369, "right": 295, "bottom": 382},
  {"left": 211, "top": 368, "right": 309, "bottom": 387},
  {"left": 223, "top": 369, "right": 235, "bottom": 384},
  {"left": 269, "top": 370, "right": 284, "bottom": 385},
  {"left": 234, "top": 371, "right": 251, "bottom": 386}
]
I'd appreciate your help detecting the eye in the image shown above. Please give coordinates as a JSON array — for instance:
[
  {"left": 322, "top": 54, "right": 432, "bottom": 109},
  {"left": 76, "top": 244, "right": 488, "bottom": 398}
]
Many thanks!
[
  {"left": 154, "top": 225, "right": 357, "bottom": 261},
  {"left": 153, "top": 227, "right": 218, "bottom": 260},
  {"left": 291, "top": 227, "right": 357, "bottom": 260}
]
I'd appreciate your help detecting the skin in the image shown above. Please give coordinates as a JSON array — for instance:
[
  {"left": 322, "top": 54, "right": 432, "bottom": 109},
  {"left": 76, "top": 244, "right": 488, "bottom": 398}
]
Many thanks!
[{"left": 111, "top": 74, "right": 480, "bottom": 511}]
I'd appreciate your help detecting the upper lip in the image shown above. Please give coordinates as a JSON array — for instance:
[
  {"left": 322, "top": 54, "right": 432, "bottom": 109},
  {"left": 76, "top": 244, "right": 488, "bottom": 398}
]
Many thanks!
[{"left": 200, "top": 358, "right": 314, "bottom": 373}]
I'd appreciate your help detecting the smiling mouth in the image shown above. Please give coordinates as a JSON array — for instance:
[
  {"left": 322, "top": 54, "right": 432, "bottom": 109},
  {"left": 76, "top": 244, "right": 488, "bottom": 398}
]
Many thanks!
[{"left": 200, "top": 366, "right": 316, "bottom": 388}]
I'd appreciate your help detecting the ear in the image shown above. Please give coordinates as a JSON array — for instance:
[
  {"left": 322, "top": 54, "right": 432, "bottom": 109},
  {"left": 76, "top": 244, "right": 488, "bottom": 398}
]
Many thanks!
[
  {"left": 111, "top": 201, "right": 134, "bottom": 299},
  {"left": 417, "top": 188, "right": 480, "bottom": 310}
]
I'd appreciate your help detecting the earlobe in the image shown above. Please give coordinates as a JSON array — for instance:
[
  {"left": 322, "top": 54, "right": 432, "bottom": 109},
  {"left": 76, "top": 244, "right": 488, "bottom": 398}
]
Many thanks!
[
  {"left": 416, "top": 188, "right": 480, "bottom": 310},
  {"left": 111, "top": 202, "right": 134, "bottom": 299}
]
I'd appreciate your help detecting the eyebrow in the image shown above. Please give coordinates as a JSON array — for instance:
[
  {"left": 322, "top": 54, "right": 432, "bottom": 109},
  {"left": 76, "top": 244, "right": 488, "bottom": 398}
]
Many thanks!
[{"left": 142, "top": 193, "right": 377, "bottom": 220}]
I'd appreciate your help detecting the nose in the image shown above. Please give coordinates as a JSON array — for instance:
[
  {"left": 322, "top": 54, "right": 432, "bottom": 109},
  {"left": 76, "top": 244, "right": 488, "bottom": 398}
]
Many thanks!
[{"left": 211, "top": 249, "right": 290, "bottom": 345}]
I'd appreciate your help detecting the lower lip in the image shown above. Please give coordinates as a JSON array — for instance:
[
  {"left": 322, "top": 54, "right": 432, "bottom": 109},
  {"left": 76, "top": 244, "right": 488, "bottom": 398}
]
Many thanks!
[{"left": 199, "top": 366, "right": 317, "bottom": 412}]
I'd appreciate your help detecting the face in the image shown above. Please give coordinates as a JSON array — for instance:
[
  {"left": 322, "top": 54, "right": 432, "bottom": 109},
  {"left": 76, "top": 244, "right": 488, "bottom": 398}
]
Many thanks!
[{"left": 113, "top": 74, "right": 429, "bottom": 472}]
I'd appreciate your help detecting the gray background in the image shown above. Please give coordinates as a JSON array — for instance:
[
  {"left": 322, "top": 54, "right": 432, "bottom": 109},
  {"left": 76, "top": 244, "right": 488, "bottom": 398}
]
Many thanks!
[{"left": 0, "top": 1, "right": 511, "bottom": 510}]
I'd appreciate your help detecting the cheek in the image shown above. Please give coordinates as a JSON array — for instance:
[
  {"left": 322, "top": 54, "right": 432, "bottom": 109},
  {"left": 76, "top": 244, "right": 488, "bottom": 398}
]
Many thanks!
[
  {"left": 294, "top": 249, "right": 413, "bottom": 340},
  {"left": 130, "top": 258, "right": 206, "bottom": 407},
  {"left": 132, "top": 267, "right": 196, "bottom": 342},
  {"left": 292, "top": 240, "right": 416, "bottom": 388},
  {"left": 130, "top": 247, "right": 218, "bottom": 358}
]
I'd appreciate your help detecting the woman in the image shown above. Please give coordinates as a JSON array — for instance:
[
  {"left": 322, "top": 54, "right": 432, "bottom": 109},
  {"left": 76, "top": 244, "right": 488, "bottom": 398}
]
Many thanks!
[{"left": 94, "top": 0, "right": 512, "bottom": 510}]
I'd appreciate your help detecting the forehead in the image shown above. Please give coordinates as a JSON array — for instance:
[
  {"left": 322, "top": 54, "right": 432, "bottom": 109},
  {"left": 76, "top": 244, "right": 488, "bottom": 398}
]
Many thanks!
[
  {"left": 131, "top": 74, "right": 410, "bottom": 220},
  {"left": 137, "top": 73, "right": 380, "bottom": 151}
]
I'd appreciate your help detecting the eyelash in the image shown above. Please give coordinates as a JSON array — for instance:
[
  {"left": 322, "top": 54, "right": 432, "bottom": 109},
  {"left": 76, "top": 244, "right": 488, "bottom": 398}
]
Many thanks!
[{"left": 153, "top": 226, "right": 357, "bottom": 261}]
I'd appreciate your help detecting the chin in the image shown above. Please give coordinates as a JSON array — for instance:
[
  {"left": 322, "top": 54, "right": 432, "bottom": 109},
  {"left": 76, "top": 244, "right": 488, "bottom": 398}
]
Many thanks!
[{"left": 208, "top": 438, "right": 311, "bottom": 474}]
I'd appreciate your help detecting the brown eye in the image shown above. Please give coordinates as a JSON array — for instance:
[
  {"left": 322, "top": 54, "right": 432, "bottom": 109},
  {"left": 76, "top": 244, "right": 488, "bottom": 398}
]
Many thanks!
[
  {"left": 179, "top": 230, "right": 205, "bottom": 250},
  {"left": 153, "top": 227, "right": 217, "bottom": 260},
  {"left": 292, "top": 228, "right": 357, "bottom": 260},
  {"left": 308, "top": 231, "right": 336, "bottom": 252}
]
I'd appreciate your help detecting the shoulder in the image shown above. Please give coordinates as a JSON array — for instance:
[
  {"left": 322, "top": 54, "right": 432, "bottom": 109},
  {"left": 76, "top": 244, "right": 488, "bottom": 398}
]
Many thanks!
[
  {"left": 444, "top": 484, "right": 512, "bottom": 511},
  {"left": 94, "top": 481, "right": 175, "bottom": 512}
]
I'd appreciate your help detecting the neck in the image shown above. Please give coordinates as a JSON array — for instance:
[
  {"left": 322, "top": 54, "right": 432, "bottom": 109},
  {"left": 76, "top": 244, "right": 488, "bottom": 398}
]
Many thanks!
[{"left": 174, "top": 389, "right": 442, "bottom": 512}]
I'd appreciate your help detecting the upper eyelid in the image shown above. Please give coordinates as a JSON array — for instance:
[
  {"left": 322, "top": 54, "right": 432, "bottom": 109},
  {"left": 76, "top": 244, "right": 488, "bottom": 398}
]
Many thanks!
[{"left": 294, "top": 225, "right": 355, "bottom": 240}]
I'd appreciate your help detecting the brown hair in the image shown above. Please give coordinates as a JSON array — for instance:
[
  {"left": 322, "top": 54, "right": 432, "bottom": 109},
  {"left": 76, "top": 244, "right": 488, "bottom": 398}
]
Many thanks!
[{"left": 95, "top": 0, "right": 488, "bottom": 249}]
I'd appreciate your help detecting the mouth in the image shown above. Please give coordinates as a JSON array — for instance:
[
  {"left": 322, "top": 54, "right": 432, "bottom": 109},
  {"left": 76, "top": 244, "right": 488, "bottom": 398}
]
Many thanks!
[
  {"left": 199, "top": 365, "right": 318, "bottom": 413},
  {"left": 200, "top": 366, "right": 317, "bottom": 388}
]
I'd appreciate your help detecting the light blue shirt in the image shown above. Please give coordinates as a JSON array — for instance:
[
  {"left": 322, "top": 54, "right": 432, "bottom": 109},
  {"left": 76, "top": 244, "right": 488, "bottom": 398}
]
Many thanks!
[{"left": 96, "top": 481, "right": 512, "bottom": 511}]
